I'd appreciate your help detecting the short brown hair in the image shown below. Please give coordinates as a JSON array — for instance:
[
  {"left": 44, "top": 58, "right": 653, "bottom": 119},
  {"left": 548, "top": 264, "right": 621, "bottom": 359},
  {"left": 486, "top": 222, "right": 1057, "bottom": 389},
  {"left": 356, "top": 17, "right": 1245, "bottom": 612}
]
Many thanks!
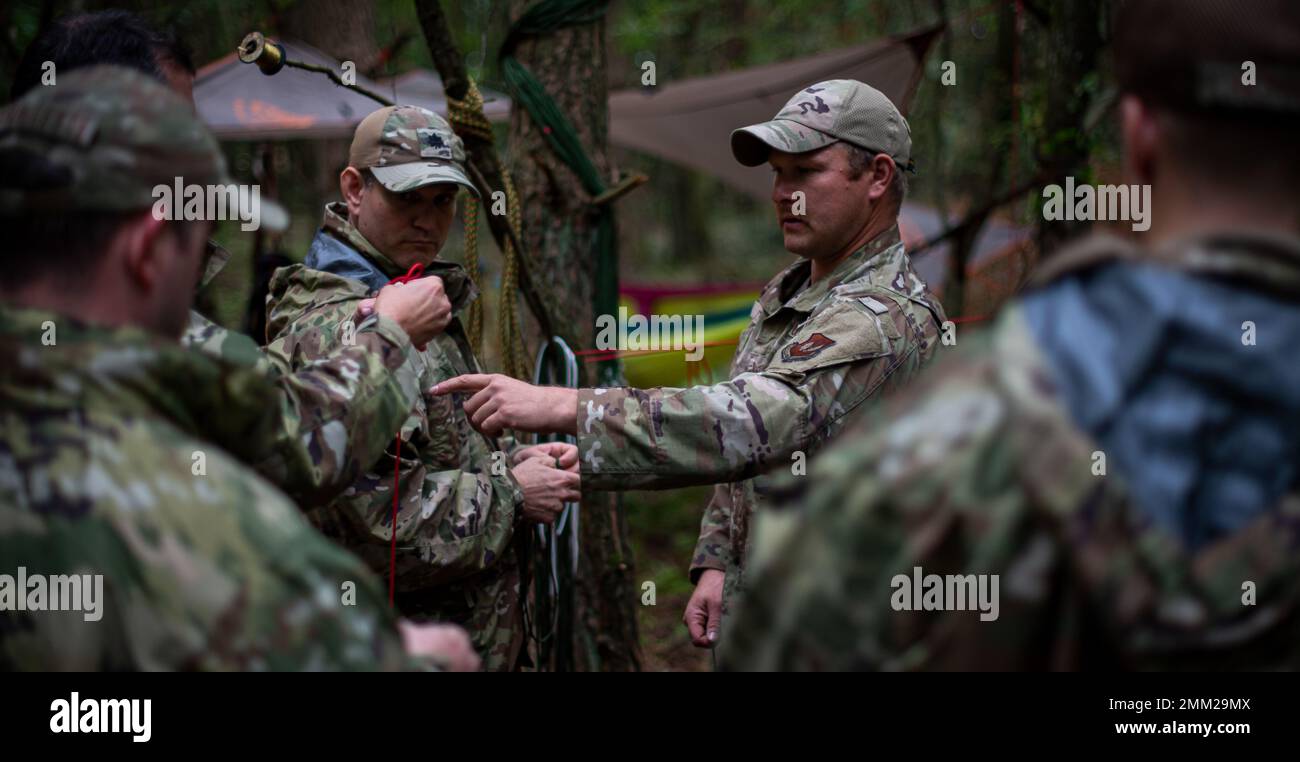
[{"left": 842, "top": 142, "right": 907, "bottom": 209}]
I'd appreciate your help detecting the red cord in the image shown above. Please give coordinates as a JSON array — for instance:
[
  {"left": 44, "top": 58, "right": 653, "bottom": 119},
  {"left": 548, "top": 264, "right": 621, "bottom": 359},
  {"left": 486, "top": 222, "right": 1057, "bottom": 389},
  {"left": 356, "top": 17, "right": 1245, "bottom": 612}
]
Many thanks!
[
  {"left": 386, "top": 262, "right": 422, "bottom": 606},
  {"left": 390, "top": 435, "right": 400, "bottom": 605},
  {"left": 388, "top": 262, "right": 425, "bottom": 285}
]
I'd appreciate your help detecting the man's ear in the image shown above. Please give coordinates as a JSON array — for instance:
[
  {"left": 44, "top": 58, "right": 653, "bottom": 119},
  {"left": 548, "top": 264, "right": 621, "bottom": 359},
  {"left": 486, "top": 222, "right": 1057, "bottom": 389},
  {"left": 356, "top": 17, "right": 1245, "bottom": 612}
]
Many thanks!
[
  {"left": 866, "top": 153, "right": 895, "bottom": 202},
  {"left": 340, "top": 166, "right": 366, "bottom": 216},
  {"left": 120, "top": 211, "right": 171, "bottom": 293},
  {"left": 1121, "top": 95, "right": 1160, "bottom": 187}
]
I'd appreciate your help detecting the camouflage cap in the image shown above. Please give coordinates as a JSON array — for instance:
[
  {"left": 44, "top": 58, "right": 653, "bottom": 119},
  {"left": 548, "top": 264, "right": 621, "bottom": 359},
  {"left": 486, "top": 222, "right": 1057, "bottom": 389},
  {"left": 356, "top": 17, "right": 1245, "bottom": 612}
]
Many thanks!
[
  {"left": 0, "top": 65, "right": 235, "bottom": 215},
  {"left": 731, "top": 79, "right": 913, "bottom": 171},
  {"left": 348, "top": 105, "right": 479, "bottom": 196}
]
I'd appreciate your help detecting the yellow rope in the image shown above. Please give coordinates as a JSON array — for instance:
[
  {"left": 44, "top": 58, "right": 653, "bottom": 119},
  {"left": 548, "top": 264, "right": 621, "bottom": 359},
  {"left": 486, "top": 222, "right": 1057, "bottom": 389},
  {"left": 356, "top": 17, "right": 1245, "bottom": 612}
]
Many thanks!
[
  {"left": 447, "top": 78, "right": 529, "bottom": 379},
  {"left": 462, "top": 195, "right": 483, "bottom": 355},
  {"left": 446, "top": 79, "right": 495, "bottom": 142},
  {"left": 498, "top": 172, "right": 529, "bottom": 380}
]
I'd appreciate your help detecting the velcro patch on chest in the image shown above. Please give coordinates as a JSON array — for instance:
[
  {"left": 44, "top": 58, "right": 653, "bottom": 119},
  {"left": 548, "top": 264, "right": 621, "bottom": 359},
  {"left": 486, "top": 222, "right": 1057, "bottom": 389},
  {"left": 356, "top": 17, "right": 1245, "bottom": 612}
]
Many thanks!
[
  {"left": 859, "top": 296, "right": 891, "bottom": 315},
  {"left": 766, "top": 298, "right": 895, "bottom": 375}
]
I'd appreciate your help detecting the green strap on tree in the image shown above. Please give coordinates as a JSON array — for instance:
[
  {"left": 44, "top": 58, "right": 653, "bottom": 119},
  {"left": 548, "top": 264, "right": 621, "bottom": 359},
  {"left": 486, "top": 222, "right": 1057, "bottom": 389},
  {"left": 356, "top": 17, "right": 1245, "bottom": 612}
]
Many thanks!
[
  {"left": 498, "top": 0, "right": 624, "bottom": 672},
  {"left": 499, "top": 0, "right": 621, "bottom": 386}
]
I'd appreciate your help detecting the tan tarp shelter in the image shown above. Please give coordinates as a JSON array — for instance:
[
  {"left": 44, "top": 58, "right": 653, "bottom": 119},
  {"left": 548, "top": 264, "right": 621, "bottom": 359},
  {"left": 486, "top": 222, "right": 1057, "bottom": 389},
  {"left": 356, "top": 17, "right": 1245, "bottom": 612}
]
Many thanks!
[
  {"left": 607, "top": 25, "right": 942, "bottom": 201},
  {"left": 605, "top": 25, "right": 1031, "bottom": 297}
]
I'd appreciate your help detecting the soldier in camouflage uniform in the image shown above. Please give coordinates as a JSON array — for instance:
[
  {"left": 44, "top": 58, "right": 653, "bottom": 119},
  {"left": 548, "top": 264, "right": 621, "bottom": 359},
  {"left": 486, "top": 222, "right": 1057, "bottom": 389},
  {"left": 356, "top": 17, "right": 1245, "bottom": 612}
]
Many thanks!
[
  {"left": 435, "top": 80, "right": 946, "bottom": 654},
  {"left": 10, "top": 9, "right": 451, "bottom": 509},
  {"left": 725, "top": 0, "right": 1300, "bottom": 671},
  {"left": 0, "top": 66, "right": 477, "bottom": 671},
  {"left": 263, "top": 105, "right": 580, "bottom": 671}
]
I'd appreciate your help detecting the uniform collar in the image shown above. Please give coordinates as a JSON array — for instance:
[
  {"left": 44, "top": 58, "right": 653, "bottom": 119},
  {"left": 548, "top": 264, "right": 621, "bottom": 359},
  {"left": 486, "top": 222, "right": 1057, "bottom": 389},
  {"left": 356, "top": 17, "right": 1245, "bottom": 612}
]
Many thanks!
[
  {"left": 316, "top": 202, "right": 478, "bottom": 313},
  {"left": 1030, "top": 228, "right": 1300, "bottom": 299},
  {"left": 762, "top": 224, "right": 905, "bottom": 316}
]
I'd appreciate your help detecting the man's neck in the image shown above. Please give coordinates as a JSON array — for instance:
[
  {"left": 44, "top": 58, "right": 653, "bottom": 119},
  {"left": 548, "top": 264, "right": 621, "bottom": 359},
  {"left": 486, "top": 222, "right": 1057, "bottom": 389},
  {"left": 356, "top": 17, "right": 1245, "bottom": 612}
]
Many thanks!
[
  {"left": 2, "top": 281, "right": 142, "bottom": 334},
  {"left": 1142, "top": 174, "right": 1300, "bottom": 246},
  {"left": 810, "top": 212, "right": 896, "bottom": 283},
  {"left": 1144, "top": 203, "right": 1300, "bottom": 248}
]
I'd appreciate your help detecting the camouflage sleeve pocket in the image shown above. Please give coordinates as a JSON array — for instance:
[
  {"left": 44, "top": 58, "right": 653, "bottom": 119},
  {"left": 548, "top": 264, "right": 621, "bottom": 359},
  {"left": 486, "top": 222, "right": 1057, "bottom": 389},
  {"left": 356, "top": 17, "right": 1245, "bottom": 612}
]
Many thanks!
[{"left": 765, "top": 296, "right": 896, "bottom": 379}]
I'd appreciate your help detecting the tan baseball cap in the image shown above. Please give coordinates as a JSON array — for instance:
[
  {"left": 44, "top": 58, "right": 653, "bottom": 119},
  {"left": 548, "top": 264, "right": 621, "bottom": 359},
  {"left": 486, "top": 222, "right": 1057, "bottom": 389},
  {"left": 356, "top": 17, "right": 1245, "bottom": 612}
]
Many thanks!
[
  {"left": 348, "top": 105, "right": 479, "bottom": 196},
  {"left": 731, "top": 79, "right": 914, "bottom": 171}
]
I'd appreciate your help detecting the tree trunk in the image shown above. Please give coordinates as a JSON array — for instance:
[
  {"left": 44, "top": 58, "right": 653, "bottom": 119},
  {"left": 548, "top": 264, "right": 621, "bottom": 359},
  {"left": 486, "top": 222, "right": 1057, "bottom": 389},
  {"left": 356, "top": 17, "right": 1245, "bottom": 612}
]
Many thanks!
[
  {"left": 506, "top": 1, "right": 641, "bottom": 672},
  {"left": 944, "top": 1, "right": 1016, "bottom": 320},
  {"left": 1034, "top": 0, "right": 1105, "bottom": 256},
  {"left": 283, "top": 0, "right": 377, "bottom": 66}
]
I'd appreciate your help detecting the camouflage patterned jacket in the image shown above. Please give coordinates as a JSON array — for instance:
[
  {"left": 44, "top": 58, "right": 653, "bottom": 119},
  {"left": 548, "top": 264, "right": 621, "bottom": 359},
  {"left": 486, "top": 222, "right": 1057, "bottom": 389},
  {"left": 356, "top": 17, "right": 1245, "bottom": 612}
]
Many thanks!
[
  {"left": 726, "top": 231, "right": 1300, "bottom": 671},
  {"left": 182, "top": 242, "right": 417, "bottom": 507},
  {"left": 0, "top": 304, "right": 422, "bottom": 671},
  {"left": 576, "top": 225, "right": 945, "bottom": 611},
  {"left": 264, "top": 204, "right": 524, "bottom": 669}
]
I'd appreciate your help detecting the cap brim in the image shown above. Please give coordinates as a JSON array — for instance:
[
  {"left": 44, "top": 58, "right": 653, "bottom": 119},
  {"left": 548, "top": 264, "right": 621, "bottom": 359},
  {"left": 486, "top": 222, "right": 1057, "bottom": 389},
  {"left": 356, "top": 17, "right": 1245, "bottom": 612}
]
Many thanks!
[
  {"left": 730, "top": 119, "right": 839, "bottom": 166},
  {"left": 370, "top": 162, "right": 480, "bottom": 197}
]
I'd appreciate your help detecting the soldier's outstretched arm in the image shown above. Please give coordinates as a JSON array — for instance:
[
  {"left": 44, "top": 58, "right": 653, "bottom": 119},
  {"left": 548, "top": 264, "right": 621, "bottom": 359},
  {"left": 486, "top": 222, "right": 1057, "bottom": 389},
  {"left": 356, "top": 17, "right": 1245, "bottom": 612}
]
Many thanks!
[
  {"left": 434, "top": 319, "right": 909, "bottom": 491},
  {"left": 575, "top": 351, "right": 900, "bottom": 490}
]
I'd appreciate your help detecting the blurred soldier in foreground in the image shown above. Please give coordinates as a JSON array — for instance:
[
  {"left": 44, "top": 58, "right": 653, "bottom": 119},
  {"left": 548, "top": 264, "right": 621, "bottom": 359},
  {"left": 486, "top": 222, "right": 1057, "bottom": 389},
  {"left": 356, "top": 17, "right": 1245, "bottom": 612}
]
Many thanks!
[
  {"left": 0, "top": 66, "right": 476, "bottom": 671},
  {"left": 434, "top": 80, "right": 946, "bottom": 653},
  {"left": 262, "top": 105, "right": 580, "bottom": 671},
  {"left": 10, "top": 9, "right": 449, "bottom": 508},
  {"left": 726, "top": 0, "right": 1300, "bottom": 671}
]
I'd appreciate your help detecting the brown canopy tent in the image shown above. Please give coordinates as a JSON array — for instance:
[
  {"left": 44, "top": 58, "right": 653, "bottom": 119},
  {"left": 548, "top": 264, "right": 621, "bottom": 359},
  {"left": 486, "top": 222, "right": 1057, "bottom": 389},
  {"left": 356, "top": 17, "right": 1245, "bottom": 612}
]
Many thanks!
[{"left": 194, "top": 39, "right": 510, "bottom": 141}]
